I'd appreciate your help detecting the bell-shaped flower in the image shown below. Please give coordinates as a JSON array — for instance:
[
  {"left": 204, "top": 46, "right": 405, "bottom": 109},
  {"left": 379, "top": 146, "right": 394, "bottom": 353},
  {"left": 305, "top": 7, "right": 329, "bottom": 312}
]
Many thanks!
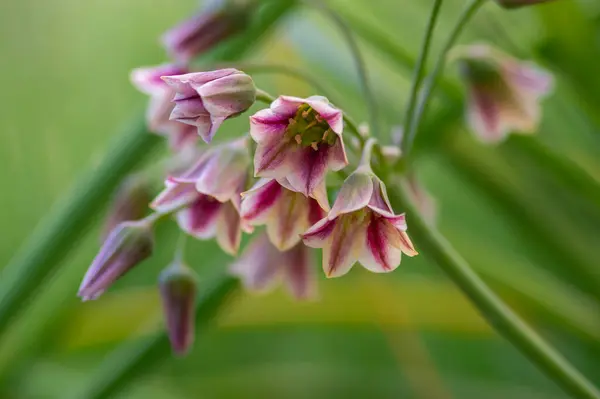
[
  {"left": 131, "top": 64, "right": 198, "bottom": 151},
  {"left": 302, "top": 165, "right": 417, "bottom": 278},
  {"left": 79, "top": 219, "right": 154, "bottom": 301},
  {"left": 162, "top": 69, "right": 256, "bottom": 143},
  {"left": 240, "top": 178, "right": 328, "bottom": 251},
  {"left": 151, "top": 139, "right": 252, "bottom": 255},
  {"left": 250, "top": 95, "right": 348, "bottom": 197},
  {"left": 102, "top": 174, "right": 152, "bottom": 240},
  {"left": 230, "top": 233, "right": 317, "bottom": 300},
  {"left": 454, "top": 44, "right": 553, "bottom": 143},
  {"left": 162, "top": 0, "right": 252, "bottom": 63},
  {"left": 494, "top": 0, "right": 554, "bottom": 8},
  {"left": 159, "top": 260, "right": 198, "bottom": 356}
]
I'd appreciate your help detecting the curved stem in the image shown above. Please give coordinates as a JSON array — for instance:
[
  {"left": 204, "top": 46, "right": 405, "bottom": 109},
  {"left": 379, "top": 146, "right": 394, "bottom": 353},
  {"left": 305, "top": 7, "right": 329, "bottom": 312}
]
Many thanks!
[
  {"left": 388, "top": 183, "right": 600, "bottom": 399},
  {"left": 400, "top": 0, "right": 445, "bottom": 152},
  {"left": 307, "top": 1, "right": 379, "bottom": 139},
  {"left": 403, "top": 0, "right": 485, "bottom": 158},
  {"left": 359, "top": 137, "right": 378, "bottom": 168}
]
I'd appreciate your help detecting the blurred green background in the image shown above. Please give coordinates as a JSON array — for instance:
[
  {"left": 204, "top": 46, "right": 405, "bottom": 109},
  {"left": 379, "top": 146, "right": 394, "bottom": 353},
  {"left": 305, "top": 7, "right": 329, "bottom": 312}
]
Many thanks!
[{"left": 1, "top": 0, "right": 599, "bottom": 397}]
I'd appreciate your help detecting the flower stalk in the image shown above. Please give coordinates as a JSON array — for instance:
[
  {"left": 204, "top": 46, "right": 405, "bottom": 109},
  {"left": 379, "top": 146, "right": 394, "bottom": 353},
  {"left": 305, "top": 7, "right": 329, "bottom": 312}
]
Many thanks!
[{"left": 387, "top": 182, "right": 600, "bottom": 399}]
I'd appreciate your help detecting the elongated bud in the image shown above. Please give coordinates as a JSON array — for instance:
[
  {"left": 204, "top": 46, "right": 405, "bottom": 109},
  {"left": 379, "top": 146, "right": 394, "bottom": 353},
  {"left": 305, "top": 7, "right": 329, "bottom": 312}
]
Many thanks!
[
  {"left": 102, "top": 175, "right": 152, "bottom": 240},
  {"left": 159, "top": 262, "right": 198, "bottom": 356},
  {"left": 494, "top": 0, "right": 554, "bottom": 9},
  {"left": 162, "top": 0, "right": 253, "bottom": 63},
  {"left": 79, "top": 220, "right": 154, "bottom": 301}
]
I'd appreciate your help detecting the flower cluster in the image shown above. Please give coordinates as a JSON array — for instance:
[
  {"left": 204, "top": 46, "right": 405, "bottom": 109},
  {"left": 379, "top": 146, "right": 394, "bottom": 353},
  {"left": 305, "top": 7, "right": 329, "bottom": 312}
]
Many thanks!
[{"left": 79, "top": 0, "right": 557, "bottom": 357}]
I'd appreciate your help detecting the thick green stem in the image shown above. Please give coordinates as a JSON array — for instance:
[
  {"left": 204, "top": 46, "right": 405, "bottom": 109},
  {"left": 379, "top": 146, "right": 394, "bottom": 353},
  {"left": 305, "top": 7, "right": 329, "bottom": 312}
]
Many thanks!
[
  {"left": 388, "top": 183, "right": 600, "bottom": 399},
  {"left": 403, "top": 0, "right": 485, "bottom": 157},
  {"left": 0, "top": 116, "right": 160, "bottom": 335},
  {"left": 72, "top": 274, "right": 239, "bottom": 399},
  {"left": 400, "top": 0, "right": 445, "bottom": 152}
]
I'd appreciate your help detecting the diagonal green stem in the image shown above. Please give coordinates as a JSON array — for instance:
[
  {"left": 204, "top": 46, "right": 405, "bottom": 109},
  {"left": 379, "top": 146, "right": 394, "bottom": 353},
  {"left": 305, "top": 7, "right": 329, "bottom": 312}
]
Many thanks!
[
  {"left": 0, "top": 116, "right": 160, "bottom": 336},
  {"left": 71, "top": 274, "right": 239, "bottom": 399},
  {"left": 403, "top": 0, "right": 485, "bottom": 157},
  {"left": 400, "top": 0, "right": 445, "bottom": 152},
  {"left": 388, "top": 183, "right": 600, "bottom": 399}
]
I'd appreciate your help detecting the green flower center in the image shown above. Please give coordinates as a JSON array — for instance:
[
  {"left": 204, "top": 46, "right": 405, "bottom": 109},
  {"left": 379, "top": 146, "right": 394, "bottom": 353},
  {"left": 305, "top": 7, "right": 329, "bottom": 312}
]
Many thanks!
[{"left": 285, "top": 104, "right": 336, "bottom": 150}]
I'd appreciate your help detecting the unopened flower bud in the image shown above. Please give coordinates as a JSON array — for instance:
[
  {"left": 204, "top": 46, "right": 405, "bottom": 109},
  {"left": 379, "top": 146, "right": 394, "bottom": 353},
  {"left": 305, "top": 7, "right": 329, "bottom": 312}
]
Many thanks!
[
  {"left": 494, "top": 0, "right": 554, "bottom": 9},
  {"left": 79, "top": 220, "right": 154, "bottom": 301},
  {"left": 162, "top": 69, "right": 256, "bottom": 143},
  {"left": 102, "top": 175, "right": 152, "bottom": 240},
  {"left": 159, "top": 261, "right": 198, "bottom": 356},
  {"left": 162, "top": 0, "right": 253, "bottom": 63}
]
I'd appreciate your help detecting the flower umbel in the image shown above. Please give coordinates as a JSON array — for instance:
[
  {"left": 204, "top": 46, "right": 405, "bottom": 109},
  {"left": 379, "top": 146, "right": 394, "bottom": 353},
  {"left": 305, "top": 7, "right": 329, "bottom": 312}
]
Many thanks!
[
  {"left": 250, "top": 95, "right": 348, "bottom": 196},
  {"left": 79, "top": 219, "right": 154, "bottom": 301},
  {"left": 240, "top": 178, "right": 328, "bottom": 251},
  {"left": 130, "top": 64, "right": 198, "bottom": 151},
  {"left": 230, "top": 233, "right": 317, "bottom": 300},
  {"left": 302, "top": 140, "right": 417, "bottom": 277},
  {"left": 159, "top": 260, "right": 198, "bottom": 356},
  {"left": 162, "top": 69, "right": 256, "bottom": 143},
  {"left": 454, "top": 44, "right": 553, "bottom": 143},
  {"left": 162, "top": 0, "right": 252, "bottom": 63}
]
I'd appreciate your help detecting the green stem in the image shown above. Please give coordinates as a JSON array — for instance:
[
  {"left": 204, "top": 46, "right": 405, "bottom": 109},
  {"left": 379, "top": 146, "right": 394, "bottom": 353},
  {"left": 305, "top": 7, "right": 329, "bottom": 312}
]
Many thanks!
[
  {"left": 0, "top": 116, "right": 161, "bottom": 336},
  {"left": 403, "top": 0, "right": 485, "bottom": 158},
  {"left": 308, "top": 1, "right": 379, "bottom": 138},
  {"left": 72, "top": 274, "right": 239, "bottom": 399},
  {"left": 387, "top": 183, "right": 600, "bottom": 399},
  {"left": 400, "top": 0, "right": 445, "bottom": 152}
]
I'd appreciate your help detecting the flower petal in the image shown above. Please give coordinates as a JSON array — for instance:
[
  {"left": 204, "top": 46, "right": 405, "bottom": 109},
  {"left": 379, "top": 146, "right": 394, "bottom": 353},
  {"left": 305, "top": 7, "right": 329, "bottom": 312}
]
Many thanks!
[
  {"left": 367, "top": 176, "right": 394, "bottom": 216},
  {"left": 281, "top": 243, "right": 317, "bottom": 300},
  {"left": 322, "top": 214, "right": 366, "bottom": 278},
  {"left": 151, "top": 179, "right": 198, "bottom": 214},
  {"left": 358, "top": 214, "right": 403, "bottom": 273},
  {"left": 253, "top": 135, "right": 296, "bottom": 178},
  {"left": 286, "top": 146, "right": 330, "bottom": 197},
  {"left": 304, "top": 95, "right": 344, "bottom": 134},
  {"left": 230, "top": 233, "right": 282, "bottom": 293},
  {"left": 270, "top": 95, "right": 304, "bottom": 117},
  {"left": 329, "top": 170, "right": 373, "bottom": 219},
  {"left": 266, "top": 190, "right": 310, "bottom": 251},
  {"left": 240, "top": 179, "right": 283, "bottom": 224},
  {"left": 249, "top": 108, "right": 289, "bottom": 143},
  {"left": 466, "top": 86, "right": 507, "bottom": 143},
  {"left": 302, "top": 217, "right": 336, "bottom": 248},
  {"left": 215, "top": 201, "right": 242, "bottom": 255},
  {"left": 328, "top": 136, "right": 349, "bottom": 171},
  {"left": 198, "top": 73, "right": 256, "bottom": 118},
  {"left": 176, "top": 195, "right": 222, "bottom": 239}
]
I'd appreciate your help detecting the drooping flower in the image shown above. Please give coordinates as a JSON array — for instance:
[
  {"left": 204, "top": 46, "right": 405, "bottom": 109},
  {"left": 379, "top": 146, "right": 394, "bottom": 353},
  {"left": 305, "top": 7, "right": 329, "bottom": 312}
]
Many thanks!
[
  {"left": 230, "top": 233, "right": 317, "bottom": 300},
  {"left": 130, "top": 64, "right": 198, "bottom": 151},
  {"left": 162, "top": 69, "right": 256, "bottom": 143},
  {"left": 79, "top": 220, "right": 154, "bottom": 301},
  {"left": 494, "top": 0, "right": 554, "bottom": 9},
  {"left": 159, "top": 260, "right": 198, "bottom": 356},
  {"left": 162, "top": 0, "right": 252, "bottom": 63},
  {"left": 453, "top": 44, "right": 553, "bottom": 143},
  {"left": 102, "top": 174, "right": 152, "bottom": 240},
  {"left": 250, "top": 95, "right": 348, "bottom": 197},
  {"left": 240, "top": 178, "right": 328, "bottom": 251},
  {"left": 151, "top": 139, "right": 252, "bottom": 255},
  {"left": 302, "top": 166, "right": 417, "bottom": 278}
]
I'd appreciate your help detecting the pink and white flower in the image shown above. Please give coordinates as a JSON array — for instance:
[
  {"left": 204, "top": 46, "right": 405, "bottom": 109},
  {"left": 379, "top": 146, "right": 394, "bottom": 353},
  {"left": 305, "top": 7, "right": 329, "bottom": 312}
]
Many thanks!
[
  {"left": 162, "top": 69, "right": 256, "bottom": 143},
  {"left": 230, "top": 233, "right": 317, "bottom": 300},
  {"left": 302, "top": 167, "right": 417, "bottom": 278},
  {"left": 151, "top": 139, "right": 252, "bottom": 255},
  {"left": 130, "top": 64, "right": 198, "bottom": 151},
  {"left": 454, "top": 44, "right": 553, "bottom": 143},
  {"left": 250, "top": 95, "right": 348, "bottom": 197},
  {"left": 240, "top": 178, "right": 328, "bottom": 251}
]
